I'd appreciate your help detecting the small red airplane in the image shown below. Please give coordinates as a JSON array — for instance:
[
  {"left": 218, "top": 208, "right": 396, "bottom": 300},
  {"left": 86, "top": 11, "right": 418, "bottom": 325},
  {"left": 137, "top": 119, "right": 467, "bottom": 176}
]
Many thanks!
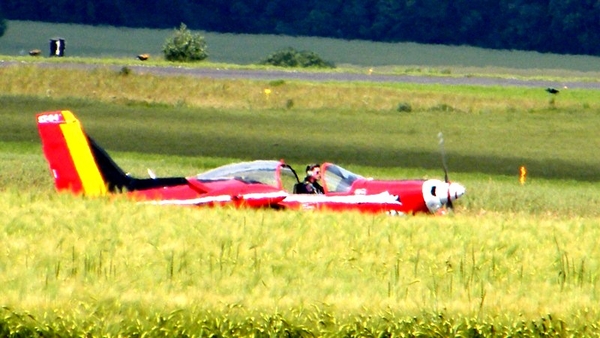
[{"left": 36, "top": 110, "right": 465, "bottom": 215}]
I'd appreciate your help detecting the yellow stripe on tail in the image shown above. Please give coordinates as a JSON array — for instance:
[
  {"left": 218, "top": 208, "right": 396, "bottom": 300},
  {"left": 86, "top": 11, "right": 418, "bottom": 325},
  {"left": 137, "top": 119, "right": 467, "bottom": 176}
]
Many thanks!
[
  {"left": 37, "top": 110, "right": 107, "bottom": 196},
  {"left": 59, "top": 111, "right": 107, "bottom": 196}
]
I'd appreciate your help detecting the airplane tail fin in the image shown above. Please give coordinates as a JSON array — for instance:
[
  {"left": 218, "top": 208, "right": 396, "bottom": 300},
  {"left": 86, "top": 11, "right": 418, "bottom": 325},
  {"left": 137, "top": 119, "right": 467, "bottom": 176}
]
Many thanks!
[{"left": 36, "top": 110, "right": 132, "bottom": 196}]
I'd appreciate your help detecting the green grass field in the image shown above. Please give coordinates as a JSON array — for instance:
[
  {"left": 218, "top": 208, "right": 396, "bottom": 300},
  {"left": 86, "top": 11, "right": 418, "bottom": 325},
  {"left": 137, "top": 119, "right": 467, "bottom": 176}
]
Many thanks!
[{"left": 1, "top": 23, "right": 600, "bottom": 336}]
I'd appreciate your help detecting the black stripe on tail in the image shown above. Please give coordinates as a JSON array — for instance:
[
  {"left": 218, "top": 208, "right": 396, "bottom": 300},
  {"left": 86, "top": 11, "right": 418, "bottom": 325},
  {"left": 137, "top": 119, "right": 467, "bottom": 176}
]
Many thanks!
[{"left": 87, "top": 136, "right": 188, "bottom": 192}]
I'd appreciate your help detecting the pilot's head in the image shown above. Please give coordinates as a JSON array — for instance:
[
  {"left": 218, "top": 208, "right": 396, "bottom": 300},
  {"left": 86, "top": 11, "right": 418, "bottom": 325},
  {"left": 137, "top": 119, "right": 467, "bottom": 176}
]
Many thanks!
[{"left": 306, "top": 164, "right": 322, "bottom": 180}]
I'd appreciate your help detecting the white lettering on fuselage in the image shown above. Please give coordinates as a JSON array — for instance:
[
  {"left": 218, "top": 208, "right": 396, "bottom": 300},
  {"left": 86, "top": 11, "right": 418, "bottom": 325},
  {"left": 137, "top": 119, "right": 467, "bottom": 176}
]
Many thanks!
[
  {"left": 37, "top": 113, "right": 64, "bottom": 124},
  {"left": 354, "top": 188, "right": 367, "bottom": 195}
]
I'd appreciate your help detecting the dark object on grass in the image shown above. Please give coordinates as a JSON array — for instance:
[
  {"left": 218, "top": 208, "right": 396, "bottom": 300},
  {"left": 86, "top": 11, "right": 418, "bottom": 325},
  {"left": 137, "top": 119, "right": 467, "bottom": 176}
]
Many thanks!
[
  {"left": 397, "top": 102, "right": 412, "bottom": 112},
  {"left": 49, "top": 38, "right": 65, "bottom": 57},
  {"left": 546, "top": 87, "right": 559, "bottom": 94}
]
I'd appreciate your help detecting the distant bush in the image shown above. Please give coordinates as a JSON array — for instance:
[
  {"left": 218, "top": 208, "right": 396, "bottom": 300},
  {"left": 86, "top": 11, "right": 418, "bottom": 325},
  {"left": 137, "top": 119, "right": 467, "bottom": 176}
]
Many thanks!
[
  {"left": 285, "top": 99, "right": 294, "bottom": 109},
  {"left": 396, "top": 102, "right": 412, "bottom": 112},
  {"left": 268, "top": 80, "right": 286, "bottom": 87},
  {"left": 259, "top": 47, "right": 335, "bottom": 68},
  {"left": 428, "top": 103, "right": 461, "bottom": 113},
  {"left": 163, "top": 23, "right": 208, "bottom": 62},
  {"left": 119, "top": 66, "right": 132, "bottom": 76}
]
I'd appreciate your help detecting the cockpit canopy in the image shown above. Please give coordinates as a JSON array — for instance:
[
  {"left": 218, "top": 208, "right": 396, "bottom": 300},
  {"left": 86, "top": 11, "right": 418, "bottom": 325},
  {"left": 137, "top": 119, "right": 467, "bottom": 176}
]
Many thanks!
[
  {"left": 320, "top": 163, "right": 363, "bottom": 193},
  {"left": 195, "top": 160, "right": 299, "bottom": 191},
  {"left": 194, "top": 160, "right": 364, "bottom": 194}
]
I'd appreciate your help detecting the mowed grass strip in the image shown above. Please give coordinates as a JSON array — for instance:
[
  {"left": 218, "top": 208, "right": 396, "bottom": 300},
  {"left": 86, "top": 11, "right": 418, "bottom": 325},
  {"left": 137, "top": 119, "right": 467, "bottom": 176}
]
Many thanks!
[{"left": 2, "top": 138, "right": 599, "bottom": 218}]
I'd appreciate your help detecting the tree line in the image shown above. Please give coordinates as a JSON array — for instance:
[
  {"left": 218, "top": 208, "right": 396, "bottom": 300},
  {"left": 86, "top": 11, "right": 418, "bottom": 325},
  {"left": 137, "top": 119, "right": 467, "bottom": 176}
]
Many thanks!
[{"left": 1, "top": 0, "right": 599, "bottom": 56}]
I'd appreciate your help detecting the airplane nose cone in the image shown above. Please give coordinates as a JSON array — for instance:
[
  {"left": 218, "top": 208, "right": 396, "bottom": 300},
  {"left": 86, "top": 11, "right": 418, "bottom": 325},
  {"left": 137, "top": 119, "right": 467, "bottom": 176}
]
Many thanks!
[
  {"left": 448, "top": 182, "right": 465, "bottom": 201},
  {"left": 422, "top": 179, "right": 466, "bottom": 214}
]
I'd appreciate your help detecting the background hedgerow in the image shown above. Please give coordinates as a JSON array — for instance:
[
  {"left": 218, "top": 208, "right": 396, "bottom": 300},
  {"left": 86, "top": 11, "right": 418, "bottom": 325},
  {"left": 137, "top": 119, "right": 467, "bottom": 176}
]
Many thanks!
[{"left": 259, "top": 47, "right": 335, "bottom": 68}]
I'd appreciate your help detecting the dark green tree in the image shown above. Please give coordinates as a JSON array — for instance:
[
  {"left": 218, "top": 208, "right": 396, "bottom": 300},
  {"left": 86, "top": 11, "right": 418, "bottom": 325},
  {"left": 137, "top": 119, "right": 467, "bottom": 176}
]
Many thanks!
[{"left": 162, "top": 23, "right": 208, "bottom": 62}]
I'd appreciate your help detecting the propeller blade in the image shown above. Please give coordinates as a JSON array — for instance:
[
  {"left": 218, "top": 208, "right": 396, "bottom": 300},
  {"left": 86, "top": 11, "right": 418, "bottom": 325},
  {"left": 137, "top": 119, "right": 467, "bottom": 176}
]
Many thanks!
[
  {"left": 438, "top": 132, "right": 449, "bottom": 183},
  {"left": 438, "top": 132, "right": 454, "bottom": 210}
]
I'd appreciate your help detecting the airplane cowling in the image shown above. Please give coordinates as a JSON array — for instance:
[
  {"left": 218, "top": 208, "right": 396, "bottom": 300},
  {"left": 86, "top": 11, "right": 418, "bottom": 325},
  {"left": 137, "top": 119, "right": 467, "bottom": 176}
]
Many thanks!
[{"left": 422, "top": 179, "right": 466, "bottom": 213}]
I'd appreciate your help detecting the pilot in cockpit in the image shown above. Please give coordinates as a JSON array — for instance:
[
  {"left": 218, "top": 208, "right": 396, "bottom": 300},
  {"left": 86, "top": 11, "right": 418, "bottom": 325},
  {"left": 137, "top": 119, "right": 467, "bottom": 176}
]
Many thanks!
[{"left": 294, "top": 163, "right": 324, "bottom": 194}]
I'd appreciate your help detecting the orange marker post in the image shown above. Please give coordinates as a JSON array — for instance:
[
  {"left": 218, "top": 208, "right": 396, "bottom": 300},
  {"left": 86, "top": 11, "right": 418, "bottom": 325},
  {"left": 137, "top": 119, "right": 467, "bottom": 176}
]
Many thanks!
[{"left": 519, "top": 166, "right": 527, "bottom": 185}]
